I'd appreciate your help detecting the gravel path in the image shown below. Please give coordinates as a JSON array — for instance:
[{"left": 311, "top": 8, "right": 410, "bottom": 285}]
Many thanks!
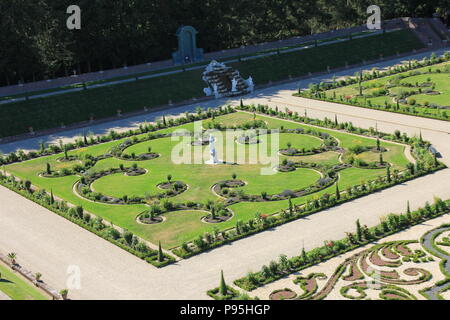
[{"left": 0, "top": 290, "right": 11, "bottom": 300}]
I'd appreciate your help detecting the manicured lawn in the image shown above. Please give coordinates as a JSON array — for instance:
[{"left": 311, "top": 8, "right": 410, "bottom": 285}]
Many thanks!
[
  {"left": 0, "top": 263, "right": 49, "bottom": 300},
  {"left": 321, "top": 61, "right": 450, "bottom": 120},
  {"left": 5, "top": 112, "right": 412, "bottom": 249}
]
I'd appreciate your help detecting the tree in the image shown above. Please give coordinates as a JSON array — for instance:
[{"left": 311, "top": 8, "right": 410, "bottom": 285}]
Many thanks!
[
  {"left": 335, "top": 183, "right": 340, "bottom": 200},
  {"left": 279, "top": 254, "right": 291, "bottom": 271},
  {"left": 50, "top": 189, "right": 55, "bottom": 204},
  {"left": 386, "top": 166, "right": 391, "bottom": 183},
  {"left": 60, "top": 289, "right": 69, "bottom": 300},
  {"left": 376, "top": 138, "right": 380, "bottom": 151},
  {"left": 219, "top": 270, "right": 227, "bottom": 296},
  {"left": 162, "top": 115, "right": 167, "bottom": 127},
  {"left": 75, "top": 206, "right": 84, "bottom": 219},
  {"left": 356, "top": 219, "right": 362, "bottom": 242},
  {"left": 379, "top": 153, "right": 384, "bottom": 165},
  {"left": 232, "top": 173, "right": 237, "bottom": 180},
  {"left": 167, "top": 174, "right": 172, "bottom": 182},
  {"left": 406, "top": 163, "right": 415, "bottom": 175},
  {"left": 288, "top": 197, "right": 293, "bottom": 215},
  {"left": 407, "top": 200, "right": 411, "bottom": 214},
  {"left": 300, "top": 247, "right": 308, "bottom": 264},
  {"left": 46, "top": 162, "right": 51, "bottom": 174},
  {"left": 24, "top": 180, "right": 32, "bottom": 191},
  {"left": 158, "top": 241, "right": 164, "bottom": 262},
  {"left": 358, "top": 71, "right": 363, "bottom": 95},
  {"left": 211, "top": 206, "right": 216, "bottom": 220}
]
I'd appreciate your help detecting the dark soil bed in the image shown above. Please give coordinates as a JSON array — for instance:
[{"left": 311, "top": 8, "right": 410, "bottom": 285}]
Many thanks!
[
  {"left": 139, "top": 216, "right": 164, "bottom": 224},
  {"left": 269, "top": 289, "right": 297, "bottom": 300},
  {"left": 203, "top": 215, "right": 232, "bottom": 223}
]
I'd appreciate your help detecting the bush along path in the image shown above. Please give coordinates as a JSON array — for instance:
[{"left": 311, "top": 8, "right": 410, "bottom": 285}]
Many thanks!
[
  {"left": 209, "top": 198, "right": 450, "bottom": 299},
  {"left": 295, "top": 52, "right": 450, "bottom": 121}
]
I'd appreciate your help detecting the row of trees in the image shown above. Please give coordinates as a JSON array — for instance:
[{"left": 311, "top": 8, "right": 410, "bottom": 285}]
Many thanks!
[{"left": 1, "top": 0, "right": 448, "bottom": 86}]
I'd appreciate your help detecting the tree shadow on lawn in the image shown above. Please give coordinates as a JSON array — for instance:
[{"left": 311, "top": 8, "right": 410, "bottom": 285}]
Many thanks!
[{"left": 0, "top": 279, "right": 14, "bottom": 284}]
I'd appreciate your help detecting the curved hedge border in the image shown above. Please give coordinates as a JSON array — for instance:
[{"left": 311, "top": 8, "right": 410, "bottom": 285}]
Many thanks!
[
  {"left": 0, "top": 106, "right": 237, "bottom": 166},
  {"left": 173, "top": 104, "right": 445, "bottom": 258},
  {"left": 0, "top": 172, "right": 175, "bottom": 268},
  {"left": 295, "top": 53, "right": 450, "bottom": 122},
  {"left": 230, "top": 199, "right": 449, "bottom": 293}
]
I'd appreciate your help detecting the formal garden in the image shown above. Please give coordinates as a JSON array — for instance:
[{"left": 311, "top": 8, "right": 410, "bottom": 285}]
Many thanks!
[
  {"left": 0, "top": 105, "right": 445, "bottom": 267},
  {"left": 208, "top": 198, "right": 450, "bottom": 300},
  {"left": 296, "top": 52, "right": 450, "bottom": 121}
]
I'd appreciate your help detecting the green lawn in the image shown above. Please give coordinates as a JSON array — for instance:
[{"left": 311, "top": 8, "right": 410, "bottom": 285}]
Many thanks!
[
  {"left": 5, "top": 112, "right": 412, "bottom": 249},
  {"left": 320, "top": 61, "right": 450, "bottom": 120},
  {"left": 0, "top": 263, "right": 49, "bottom": 300},
  {"left": 0, "top": 29, "right": 424, "bottom": 138}
]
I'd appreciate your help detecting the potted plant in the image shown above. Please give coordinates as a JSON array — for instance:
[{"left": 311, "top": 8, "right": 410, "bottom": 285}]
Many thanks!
[
  {"left": 7, "top": 252, "right": 17, "bottom": 265},
  {"left": 35, "top": 272, "right": 42, "bottom": 283},
  {"left": 60, "top": 289, "right": 69, "bottom": 300}
]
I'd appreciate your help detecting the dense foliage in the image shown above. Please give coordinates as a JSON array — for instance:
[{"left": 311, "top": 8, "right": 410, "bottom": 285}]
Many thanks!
[
  {"left": 1, "top": 0, "right": 447, "bottom": 86},
  {"left": 0, "top": 29, "right": 423, "bottom": 138}
]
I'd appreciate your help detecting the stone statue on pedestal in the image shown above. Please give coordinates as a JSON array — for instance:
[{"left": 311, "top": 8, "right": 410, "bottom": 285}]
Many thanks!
[
  {"left": 203, "top": 87, "right": 212, "bottom": 96},
  {"left": 212, "top": 83, "right": 220, "bottom": 99},
  {"left": 245, "top": 76, "right": 254, "bottom": 93},
  {"left": 205, "top": 135, "right": 220, "bottom": 164},
  {"left": 231, "top": 78, "right": 238, "bottom": 92}
]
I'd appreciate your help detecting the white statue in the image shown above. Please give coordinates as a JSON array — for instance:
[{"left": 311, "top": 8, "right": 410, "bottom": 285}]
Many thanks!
[
  {"left": 231, "top": 78, "right": 238, "bottom": 92},
  {"left": 245, "top": 76, "right": 254, "bottom": 93},
  {"left": 206, "top": 134, "right": 219, "bottom": 164},
  {"left": 212, "top": 83, "right": 220, "bottom": 99},
  {"left": 203, "top": 87, "right": 212, "bottom": 96},
  {"left": 205, "top": 60, "right": 225, "bottom": 73}
]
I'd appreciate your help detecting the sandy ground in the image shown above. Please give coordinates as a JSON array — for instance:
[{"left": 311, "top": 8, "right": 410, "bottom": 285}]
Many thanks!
[
  {"left": 251, "top": 213, "right": 450, "bottom": 300},
  {"left": 0, "top": 49, "right": 449, "bottom": 300},
  {"left": 0, "top": 290, "right": 11, "bottom": 300}
]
